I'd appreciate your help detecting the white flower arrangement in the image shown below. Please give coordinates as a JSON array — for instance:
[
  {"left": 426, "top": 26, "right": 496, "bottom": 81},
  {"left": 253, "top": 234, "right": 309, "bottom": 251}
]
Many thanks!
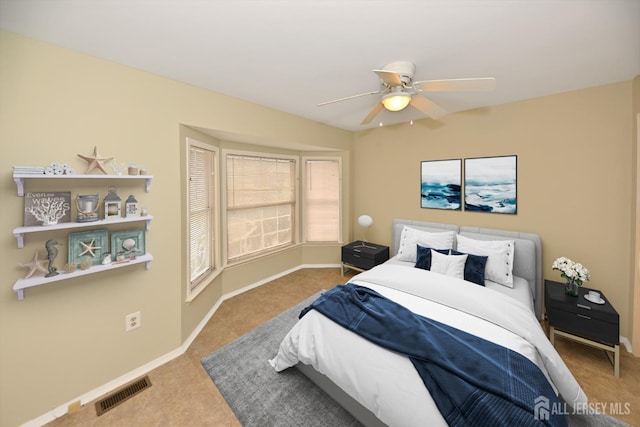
[{"left": 552, "top": 257, "right": 590, "bottom": 286}]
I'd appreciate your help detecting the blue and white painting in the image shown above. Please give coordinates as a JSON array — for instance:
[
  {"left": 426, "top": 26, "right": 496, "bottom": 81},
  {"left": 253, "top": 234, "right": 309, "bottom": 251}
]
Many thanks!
[
  {"left": 420, "top": 159, "right": 461, "bottom": 210},
  {"left": 464, "top": 155, "right": 517, "bottom": 214}
]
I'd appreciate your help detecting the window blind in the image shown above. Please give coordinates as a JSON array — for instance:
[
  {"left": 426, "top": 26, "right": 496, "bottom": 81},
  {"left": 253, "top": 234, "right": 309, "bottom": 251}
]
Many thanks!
[
  {"left": 226, "top": 154, "right": 295, "bottom": 261},
  {"left": 189, "top": 144, "right": 215, "bottom": 290},
  {"left": 304, "top": 159, "right": 340, "bottom": 242}
]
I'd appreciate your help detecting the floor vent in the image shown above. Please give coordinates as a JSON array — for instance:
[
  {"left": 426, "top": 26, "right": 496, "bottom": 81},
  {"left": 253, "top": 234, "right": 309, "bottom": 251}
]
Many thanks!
[{"left": 95, "top": 375, "right": 152, "bottom": 416}]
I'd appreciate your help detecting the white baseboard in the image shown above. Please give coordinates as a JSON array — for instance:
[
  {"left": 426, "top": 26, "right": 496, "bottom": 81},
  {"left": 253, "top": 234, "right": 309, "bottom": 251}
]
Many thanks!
[
  {"left": 620, "top": 336, "right": 632, "bottom": 353},
  {"left": 24, "top": 263, "right": 340, "bottom": 427}
]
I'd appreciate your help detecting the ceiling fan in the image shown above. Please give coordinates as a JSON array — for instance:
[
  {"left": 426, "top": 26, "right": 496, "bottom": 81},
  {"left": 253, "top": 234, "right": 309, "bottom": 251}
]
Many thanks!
[{"left": 317, "top": 61, "right": 496, "bottom": 125}]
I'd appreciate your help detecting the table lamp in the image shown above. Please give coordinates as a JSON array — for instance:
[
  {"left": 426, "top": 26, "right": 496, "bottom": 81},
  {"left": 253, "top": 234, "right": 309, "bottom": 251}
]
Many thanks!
[{"left": 357, "top": 215, "right": 376, "bottom": 249}]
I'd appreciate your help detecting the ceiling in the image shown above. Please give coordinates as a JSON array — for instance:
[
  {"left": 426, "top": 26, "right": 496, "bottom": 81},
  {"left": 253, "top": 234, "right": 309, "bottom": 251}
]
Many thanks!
[{"left": 1, "top": 0, "right": 639, "bottom": 132}]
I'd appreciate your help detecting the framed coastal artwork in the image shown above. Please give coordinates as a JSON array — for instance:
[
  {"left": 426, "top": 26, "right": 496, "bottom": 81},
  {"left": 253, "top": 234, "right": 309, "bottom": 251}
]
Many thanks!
[
  {"left": 420, "top": 159, "right": 462, "bottom": 210},
  {"left": 464, "top": 155, "right": 517, "bottom": 214}
]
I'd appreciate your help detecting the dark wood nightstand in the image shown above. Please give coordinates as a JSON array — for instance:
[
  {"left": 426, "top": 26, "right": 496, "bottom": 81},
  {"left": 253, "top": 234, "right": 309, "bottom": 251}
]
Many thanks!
[
  {"left": 341, "top": 241, "right": 389, "bottom": 276},
  {"left": 544, "top": 280, "right": 620, "bottom": 377}
]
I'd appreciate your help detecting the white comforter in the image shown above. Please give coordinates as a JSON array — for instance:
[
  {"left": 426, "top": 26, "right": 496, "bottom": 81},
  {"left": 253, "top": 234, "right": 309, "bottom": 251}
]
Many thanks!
[{"left": 269, "top": 264, "right": 587, "bottom": 427}]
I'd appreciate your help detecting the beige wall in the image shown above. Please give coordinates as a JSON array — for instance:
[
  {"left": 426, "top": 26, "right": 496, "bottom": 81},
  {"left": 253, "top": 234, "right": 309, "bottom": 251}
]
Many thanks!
[
  {"left": 0, "top": 31, "right": 352, "bottom": 426},
  {"left": 1, "top": 30, "right": 637, "bottom": 426},
  {"left": 353, "top": 81, "right": 635, "bottom": 342}
]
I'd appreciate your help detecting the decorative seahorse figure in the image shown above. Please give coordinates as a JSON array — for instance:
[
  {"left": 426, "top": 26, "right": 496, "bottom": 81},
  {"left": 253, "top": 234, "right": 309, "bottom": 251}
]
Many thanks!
[{"left": 45, "top": 239, "right": 61, "bottom": 277}]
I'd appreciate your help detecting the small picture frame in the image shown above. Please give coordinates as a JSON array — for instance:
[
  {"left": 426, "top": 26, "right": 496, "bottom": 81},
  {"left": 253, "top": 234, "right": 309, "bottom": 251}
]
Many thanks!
[
  {"left": 111, "top": 229, "right": 146, "bottom": 261},
  {"left": 68, "top": 229, "right": 109, "bottom": 266}
]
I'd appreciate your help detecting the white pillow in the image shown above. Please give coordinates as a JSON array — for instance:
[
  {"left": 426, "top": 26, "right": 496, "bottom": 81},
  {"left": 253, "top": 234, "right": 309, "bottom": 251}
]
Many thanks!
[
  {"left": 456, "top": 234, "right": 515, "bottom": 287},
  {"left": 430, "top": 250, "right": 467, "bottom": 280},
  {"left": 396, "top": 226, "right": 455, "bottom": 262}
]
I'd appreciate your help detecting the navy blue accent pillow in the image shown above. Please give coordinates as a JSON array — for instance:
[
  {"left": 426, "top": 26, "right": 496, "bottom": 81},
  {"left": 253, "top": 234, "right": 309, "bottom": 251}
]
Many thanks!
[
  {"left": 415, "top": 245, "right": 450, "bottom": 270},
  {"left": 451, "top": 250, "right": 488, "bottom": 286}
]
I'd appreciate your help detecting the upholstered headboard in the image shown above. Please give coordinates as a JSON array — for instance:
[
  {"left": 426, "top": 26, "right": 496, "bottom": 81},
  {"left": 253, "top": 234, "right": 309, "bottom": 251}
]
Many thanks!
[{"left": 391, "top": 219, "right": 543, "bottom": 320}]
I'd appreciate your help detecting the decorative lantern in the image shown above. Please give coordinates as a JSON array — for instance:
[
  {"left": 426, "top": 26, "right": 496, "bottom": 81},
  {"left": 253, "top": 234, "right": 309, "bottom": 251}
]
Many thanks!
[
  {"left": 125, "top": 195, "right": 139, "bottom": 218},
  {"left": 103, "top": 187, "right": 122, "bottom": 220},
  {"left": 76, "top": 194, "right": 99, "bottom": 222}
]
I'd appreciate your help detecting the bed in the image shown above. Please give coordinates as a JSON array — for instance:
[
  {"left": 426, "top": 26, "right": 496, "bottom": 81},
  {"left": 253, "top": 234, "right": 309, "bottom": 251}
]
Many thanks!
[{"left": 269, "top": 219, "right": 587, "bottom": 426}]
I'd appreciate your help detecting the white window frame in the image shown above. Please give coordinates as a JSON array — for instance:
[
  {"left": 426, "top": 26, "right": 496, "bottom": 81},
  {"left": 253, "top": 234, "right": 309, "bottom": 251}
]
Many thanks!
[
  {"left": 186, "top": 138, "right": 220, "bottom": 301},
  {"left": 302, "top": 156, "right": 342, "bottom": 243},
  {"left": 222, "top": 149, "right": 299, "bottom": 263}
]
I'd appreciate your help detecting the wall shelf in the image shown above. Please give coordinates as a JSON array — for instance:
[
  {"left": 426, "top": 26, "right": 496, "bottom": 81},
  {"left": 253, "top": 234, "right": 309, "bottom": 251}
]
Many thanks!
[
  {"left": 13, "top": 254, "right": 153, "bottom": 300},
  {"left": 11, "top": 170, "right": 154, "bottom": 299},
  {"left": 13, "top": 173, "right": 153, "bottom": 196},
  {"left": 13, "top": 215, "right": 153, "bottom": 248}
]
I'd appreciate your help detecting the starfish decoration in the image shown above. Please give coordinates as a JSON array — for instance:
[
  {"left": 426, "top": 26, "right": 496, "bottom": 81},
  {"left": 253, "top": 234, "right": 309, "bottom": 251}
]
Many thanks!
[
  {"left": 20, "top": 251, "right": 49, "bottom": 279},
  {"left": 79, "top": 239, "right": 102, "bottom": 257},
  {"left": 77, "top": 146, "right": 114, "bottom": 174}
]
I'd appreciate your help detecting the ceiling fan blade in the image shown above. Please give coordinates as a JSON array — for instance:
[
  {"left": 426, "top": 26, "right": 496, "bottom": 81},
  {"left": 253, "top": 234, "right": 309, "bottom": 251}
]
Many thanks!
[
  {"left": 410, "top": 94, "right": 447, "bottom": 119},
  {"left": 317, "top": 90, "right": 382, "bottom": 106},
  {"left": 360, "top": 102, "right": 384, "bottom": 125},
  {"left": 373, "top": 69, "right": 403, "bottom": 86},
  {"left": 414, "top": 77, "right": 496, "bottom": 92}
]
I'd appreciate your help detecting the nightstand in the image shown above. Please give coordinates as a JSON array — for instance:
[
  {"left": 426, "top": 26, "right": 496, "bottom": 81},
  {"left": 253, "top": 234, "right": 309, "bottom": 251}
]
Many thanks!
[
  {"left": 544, "top": 280, "right": 620, "bottom": 377},
  {"left": 341, "top": 241, "right": 389, "bottom": 276}
]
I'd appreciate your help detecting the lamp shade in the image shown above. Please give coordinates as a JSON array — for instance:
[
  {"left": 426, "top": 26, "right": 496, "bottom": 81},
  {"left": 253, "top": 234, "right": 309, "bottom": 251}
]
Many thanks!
[
  {"left": 357, "top": 214, "right": 373, "bottom": 228},
  {"left": 381, "top": 93, "right": 411, "bottom": 112}
]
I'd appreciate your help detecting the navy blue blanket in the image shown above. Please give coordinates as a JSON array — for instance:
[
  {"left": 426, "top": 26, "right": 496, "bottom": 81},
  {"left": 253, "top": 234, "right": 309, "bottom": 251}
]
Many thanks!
[{"left": 300, "top": 284, "right": 566, "bottom": 427}]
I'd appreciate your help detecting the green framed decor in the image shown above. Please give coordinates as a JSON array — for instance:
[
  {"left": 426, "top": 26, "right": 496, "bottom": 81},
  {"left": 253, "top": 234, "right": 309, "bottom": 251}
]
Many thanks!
[
  {"left": 111, "top": 229, "right": 146, "bottom": 261},
  {"left": 68, "top": 229, "right": 109, "bottom": 266}
]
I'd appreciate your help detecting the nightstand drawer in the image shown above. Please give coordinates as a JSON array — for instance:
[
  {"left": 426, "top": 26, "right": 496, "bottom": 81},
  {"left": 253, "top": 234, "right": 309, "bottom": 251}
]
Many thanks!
[
  {"left": 546, "top": 297, "right": 618, "bottom": 324},
  {"left": 547, "top": 307, "right": 619, "bottom": 345},
  {"left": 342, "top": 250, "right": 378, "bottom": 269}
]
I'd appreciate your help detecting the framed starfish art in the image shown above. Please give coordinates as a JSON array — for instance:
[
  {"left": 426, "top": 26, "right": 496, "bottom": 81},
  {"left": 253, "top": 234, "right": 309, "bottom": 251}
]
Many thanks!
[{"left": 68, "top": 229, "right": 109, "bottom": 266}]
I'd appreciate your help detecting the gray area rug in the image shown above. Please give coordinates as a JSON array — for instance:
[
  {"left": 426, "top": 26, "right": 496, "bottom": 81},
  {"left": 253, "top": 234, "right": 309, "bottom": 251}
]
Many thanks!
[
  {"left": 201, "top": 292, "right": 629, "bottom": 427},
  {"left": 201, "top": 292, "right": 362, "bottom": 427}
]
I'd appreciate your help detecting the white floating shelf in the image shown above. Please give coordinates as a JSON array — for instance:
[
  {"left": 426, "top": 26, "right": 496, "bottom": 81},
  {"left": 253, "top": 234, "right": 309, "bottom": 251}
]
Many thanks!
[
  {"left": 13, "top": 173, "right": 153, "bottom": 196},
  {"left": 13, "top": 253, "right": 153, "bottom": 300},
  {"left": 13, "top": 215, "right": 153, "bottom": 248}
]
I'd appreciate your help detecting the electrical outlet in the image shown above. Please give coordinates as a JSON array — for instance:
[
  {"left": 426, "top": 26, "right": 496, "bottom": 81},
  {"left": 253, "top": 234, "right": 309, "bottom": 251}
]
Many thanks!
[{"left": 125, "top": 311, "right": 141, "bottom": 331}]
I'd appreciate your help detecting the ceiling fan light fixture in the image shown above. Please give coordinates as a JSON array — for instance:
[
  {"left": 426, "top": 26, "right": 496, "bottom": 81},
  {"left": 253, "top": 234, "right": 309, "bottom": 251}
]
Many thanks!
[{"left": 381, "top": 92, "right": 411, "bottom": 112}]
